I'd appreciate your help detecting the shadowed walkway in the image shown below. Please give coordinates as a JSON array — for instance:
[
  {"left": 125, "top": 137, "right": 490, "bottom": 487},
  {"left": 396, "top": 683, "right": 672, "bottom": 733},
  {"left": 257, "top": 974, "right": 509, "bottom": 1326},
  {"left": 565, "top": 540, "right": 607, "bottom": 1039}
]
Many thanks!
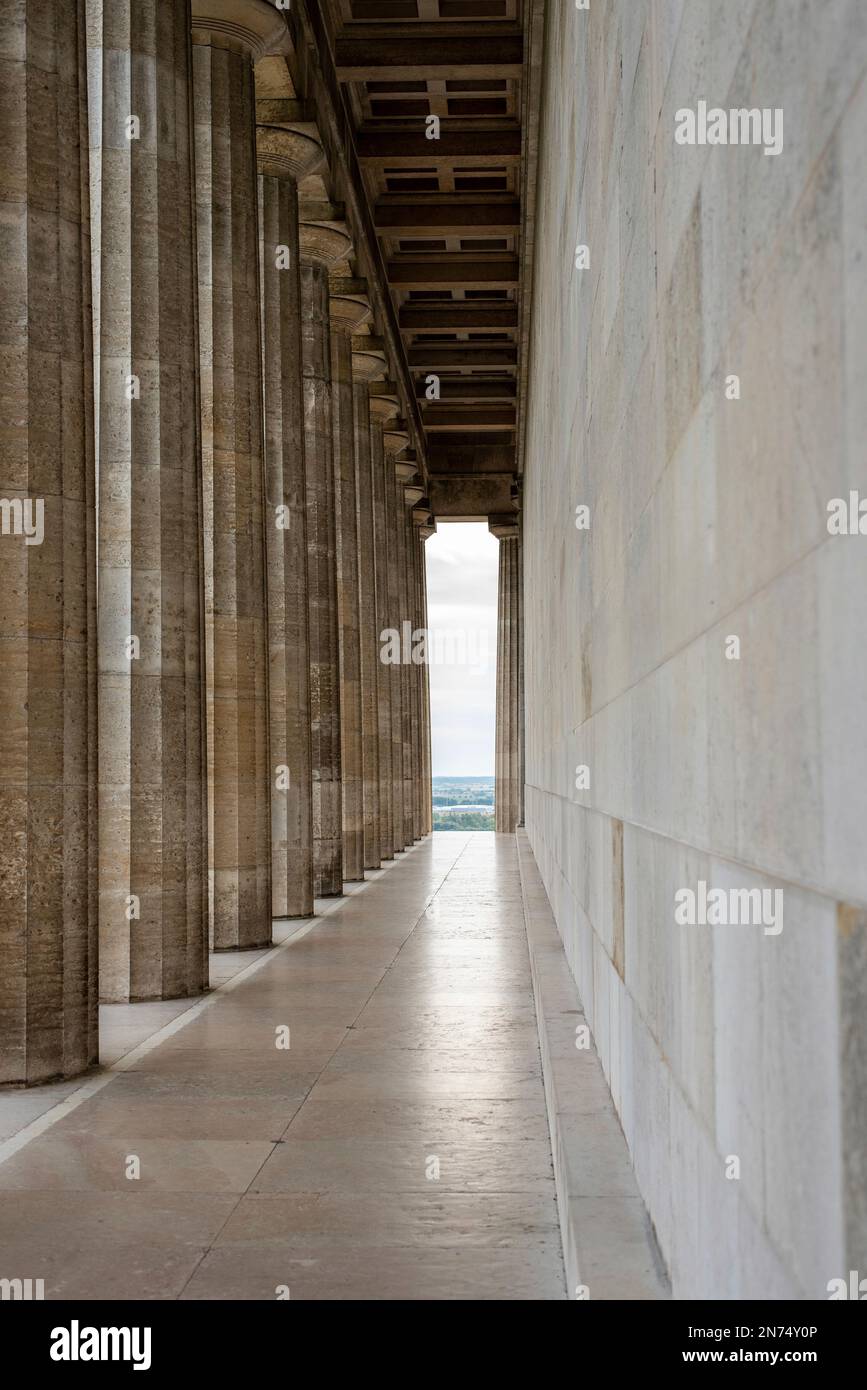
[{"left": 0, "top": 834, "right": 566, "bottom": 1300}]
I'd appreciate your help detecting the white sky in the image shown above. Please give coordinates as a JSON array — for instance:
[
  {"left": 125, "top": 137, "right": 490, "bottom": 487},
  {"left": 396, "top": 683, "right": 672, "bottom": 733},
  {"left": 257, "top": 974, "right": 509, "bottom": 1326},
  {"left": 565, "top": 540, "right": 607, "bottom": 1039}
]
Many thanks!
[{"left": 424, "top": 522, "right": 499, "bottom": 777}]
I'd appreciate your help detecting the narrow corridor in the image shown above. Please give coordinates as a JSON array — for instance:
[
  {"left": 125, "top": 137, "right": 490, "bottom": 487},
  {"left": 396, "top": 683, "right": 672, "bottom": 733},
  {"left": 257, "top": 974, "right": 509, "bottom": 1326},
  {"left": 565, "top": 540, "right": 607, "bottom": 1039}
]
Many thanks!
[{"left": 0, "top": 835, "right": 566, "bottom": 1301}]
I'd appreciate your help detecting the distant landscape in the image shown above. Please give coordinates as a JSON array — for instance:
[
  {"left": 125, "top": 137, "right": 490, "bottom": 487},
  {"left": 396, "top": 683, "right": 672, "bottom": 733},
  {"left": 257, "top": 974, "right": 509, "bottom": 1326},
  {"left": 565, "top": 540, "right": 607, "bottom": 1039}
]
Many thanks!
[{"left": 431, "top": 776, "right": 494, "bottom": 831}]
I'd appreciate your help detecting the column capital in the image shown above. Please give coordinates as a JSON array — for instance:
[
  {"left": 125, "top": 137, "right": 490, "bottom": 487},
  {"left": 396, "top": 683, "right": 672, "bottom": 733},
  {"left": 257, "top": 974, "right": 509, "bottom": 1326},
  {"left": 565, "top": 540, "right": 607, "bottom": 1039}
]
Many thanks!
[
  {"left": 352, "top": 341, "right": 388, "bottom": 381},
  {"left": 256, "top": 125, "right": 323, "bottom": 181},
  {"left": 369, "top": 391, "right": 400, "bottom": 422},
  {"left": 395, "top": 459, "right": 417, "bottom": 482},
  {"left": 383, "top": 424, "right": 411, "bottom": 457},
  {"left": 330, "top": 296, "right": 371, "bottom": 335},
  {"left": 488, "top": 513, "right": 519, "bottom": 539},
  {"left": 192, "top": 0, "right": 290, "bottom": 58},
  {"left": 329, "top": 278, "right": 371, "bottom": 335},
  {"left": 411, "top": 497, "right": 433, "bottom": 527},
  {"left": 404, "top": 484, "right": 425, "bottom": 507},
  {"left": 298, "top": 221, "right": 352, "bottom": 270}
]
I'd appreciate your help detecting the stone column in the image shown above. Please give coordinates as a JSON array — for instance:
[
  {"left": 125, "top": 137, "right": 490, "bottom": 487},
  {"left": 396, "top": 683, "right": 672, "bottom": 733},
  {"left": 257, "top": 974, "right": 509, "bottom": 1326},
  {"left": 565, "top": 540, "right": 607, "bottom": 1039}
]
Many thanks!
[
  {"left": 490, "top": 516, "right": 522, "bottom": 833},
  {"left": 407, "top": 511, "right": 421, "bottom": 842},
  {"left": 353, "top": 343, "right": 389, "bottom": 871},
  {"left": 394, "top": 484, "right": 407, "bottom": 848},
  {"left": 408, "top": 502, "right": 427, "bottom": 841},
  {"left": 0, "top": 0, "right": 98, "bottom": 1083},
  {"left": 299, "top": 221, "right": 352, "bottom": 896},
  {"left": 91, "top": 0, "right": 207, "bottom": 1003},
  {"left": 395, "top": 460, "right": 416, "bottom": 846},
  {"left": 419, "top": 523, "right": 435, "bottom": 835},
  {"left": 369, "top": 392, "right": 400, "bottom": 860},
  {"left": 383, "top": 421, "right": 410, "bottom": 853},
  {"left": 192, "top": 0, "right": 286, "bottom": 948},
  {"left": 257, "top": 126, "right": 322, "bottom": 919},
  {"left": 330, "top": 283, "right": 371, "bottom": 884}
]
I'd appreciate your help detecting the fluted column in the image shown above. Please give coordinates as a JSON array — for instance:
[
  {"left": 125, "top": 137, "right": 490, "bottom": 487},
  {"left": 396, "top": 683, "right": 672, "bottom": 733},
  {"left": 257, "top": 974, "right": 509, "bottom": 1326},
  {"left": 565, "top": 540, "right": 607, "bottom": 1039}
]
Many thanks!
[
  {"left": 257, "top": 126, "right": 322, "bottom": 919},
  {"left": 0, "top": 0, "right": 97, "bottom": 1082},
  {"left": 353, "top": 344, "right": 389, "bottom": 870},
  {"left": 395, "top": 462, "right": 416, "bottom": 846},
  {"left": 192, "top": 0, "right": 287, "bottom": 948},
  {"left": 330, "top": 284, "right": 371, "bottom": 884},
  {"left": 407, "top": 509, "right": 421, "bottom": 841},
  {"left": 369, "top": 393, "right": 399, "bottom": 860},
  {"left": 419, "top": 524, "right": 434, "bottom": 834},
  {"left": 408, "top": 508, "right": 426, "bottom": 841},
  {"left": 383, "top": 422, "right": 410, "bottom": 853},
  {"left": 299, "top": 222, "right": 352, "bottom": 896},
  {"left": 91, "top": 0, "right": 207, "bottom": 1003},
  {"left": 490, "top": 517, "right": 522, "bottom": 833}
]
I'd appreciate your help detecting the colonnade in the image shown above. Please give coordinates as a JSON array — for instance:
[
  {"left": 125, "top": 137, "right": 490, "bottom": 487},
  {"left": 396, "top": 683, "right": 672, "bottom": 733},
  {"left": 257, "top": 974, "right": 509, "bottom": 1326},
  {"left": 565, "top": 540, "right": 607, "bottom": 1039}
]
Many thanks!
[{"left": 0, "top": 0, "right": 433, "bottom": 1085}]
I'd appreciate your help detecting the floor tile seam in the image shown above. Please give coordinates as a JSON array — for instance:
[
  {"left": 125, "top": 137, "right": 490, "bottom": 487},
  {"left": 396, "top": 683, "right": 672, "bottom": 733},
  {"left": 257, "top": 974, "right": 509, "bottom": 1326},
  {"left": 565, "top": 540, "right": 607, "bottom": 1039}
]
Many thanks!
[
  {"left": 209, "top": 1231, "right": 565, "bottom": 1247},
  {"left": 0, "top": 1187, "right": 559, "bottom": 1209}
]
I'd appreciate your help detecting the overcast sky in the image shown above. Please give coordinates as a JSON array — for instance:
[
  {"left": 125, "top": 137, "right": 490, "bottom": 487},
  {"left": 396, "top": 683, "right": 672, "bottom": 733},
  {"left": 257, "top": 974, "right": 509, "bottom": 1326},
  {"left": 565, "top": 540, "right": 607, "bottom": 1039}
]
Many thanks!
[{"left": 425, "top": 522, "right": 499, "bottom": 777}]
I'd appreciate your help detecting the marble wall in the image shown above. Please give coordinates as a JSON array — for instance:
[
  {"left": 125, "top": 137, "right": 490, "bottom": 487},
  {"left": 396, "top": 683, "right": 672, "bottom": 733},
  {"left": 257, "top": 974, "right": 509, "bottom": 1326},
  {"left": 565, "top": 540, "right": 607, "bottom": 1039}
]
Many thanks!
[{"left": 523, "top": 0, "right": 867, "bottom": 1298}]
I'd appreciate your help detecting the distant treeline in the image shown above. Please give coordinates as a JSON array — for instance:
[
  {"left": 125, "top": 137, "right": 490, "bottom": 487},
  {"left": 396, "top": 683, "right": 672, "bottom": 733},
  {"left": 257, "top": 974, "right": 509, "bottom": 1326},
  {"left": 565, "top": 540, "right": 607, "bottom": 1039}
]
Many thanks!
[
  {"left": 432, "top": 794, "right": 494, "bottom": 807},
  {"left": 432, "top": 811, "right": 495, "bottom": 831},
  {"left": 432, "top": 778, "right": 494, "bottom": 788}
]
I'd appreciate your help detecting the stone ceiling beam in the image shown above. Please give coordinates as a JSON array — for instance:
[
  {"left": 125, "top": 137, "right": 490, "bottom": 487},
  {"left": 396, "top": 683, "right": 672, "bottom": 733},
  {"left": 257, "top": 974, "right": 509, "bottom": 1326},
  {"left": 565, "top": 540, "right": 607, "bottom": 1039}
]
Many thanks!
[
  {"left": 375, "top": 199, "right": 521, "bottom": 236},
  {"left": 399, "top": 303, "right": 518, "bottom": 331},
  {"left": 416, "top": 378, "right": 517, "bottom": 402},
  {"left": 335, "top": 31, "right": 523, "bottom": 81},
  {"left": 389, "top": 258, "right": 519, "bottom": 289},
  {"left": 407, "top": 345, "right": 517, "bottom": 369},
  {"left": 356, "top": 130, "right": 520, "bottom": 163},
  {"left": 423, "top": 406, "right": 516, "bottom": 431}
]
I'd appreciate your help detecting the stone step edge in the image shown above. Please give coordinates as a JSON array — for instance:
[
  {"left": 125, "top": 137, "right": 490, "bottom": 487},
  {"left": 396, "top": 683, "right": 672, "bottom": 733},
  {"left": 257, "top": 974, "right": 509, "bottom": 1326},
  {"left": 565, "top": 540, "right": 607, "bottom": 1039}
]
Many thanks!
[{"left": 515, "top": 827, "right": 671, "bottom": 1302}]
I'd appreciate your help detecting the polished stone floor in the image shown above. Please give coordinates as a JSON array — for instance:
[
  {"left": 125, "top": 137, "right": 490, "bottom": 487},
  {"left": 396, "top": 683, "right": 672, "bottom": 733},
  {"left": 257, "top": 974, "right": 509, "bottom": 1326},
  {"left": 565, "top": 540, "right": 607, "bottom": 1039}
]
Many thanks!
[{"left": 0, "top": 833, "right": 566, "bottom": 1300}]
